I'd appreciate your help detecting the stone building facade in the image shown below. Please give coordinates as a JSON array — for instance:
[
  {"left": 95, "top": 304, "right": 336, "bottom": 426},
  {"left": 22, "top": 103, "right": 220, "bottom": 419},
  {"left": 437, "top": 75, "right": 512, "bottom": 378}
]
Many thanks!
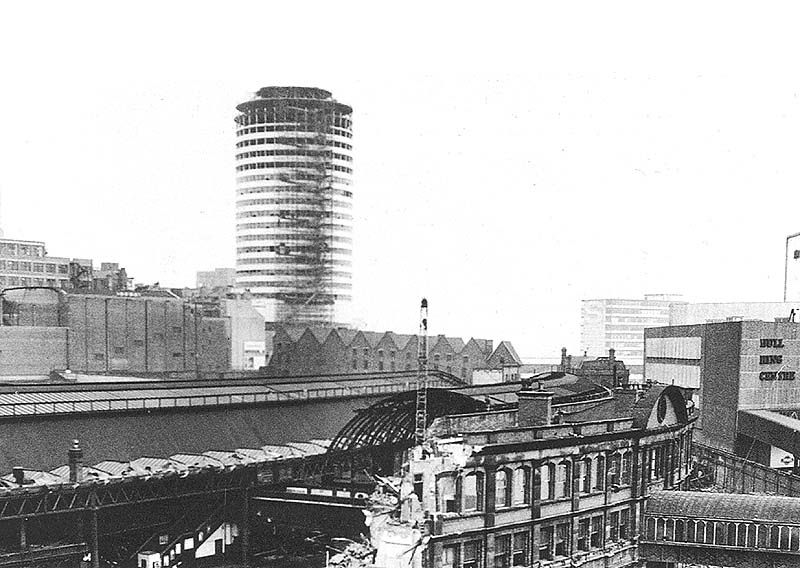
[{"left": 369, "top": 384, "right": 696, "bottom": 568}]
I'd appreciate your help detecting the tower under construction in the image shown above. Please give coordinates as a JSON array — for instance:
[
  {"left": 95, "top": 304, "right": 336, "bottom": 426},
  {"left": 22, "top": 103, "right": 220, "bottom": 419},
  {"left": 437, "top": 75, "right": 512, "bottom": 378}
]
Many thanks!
[{"left": 234, "top": 87, "right": 353, "bottom": 325}]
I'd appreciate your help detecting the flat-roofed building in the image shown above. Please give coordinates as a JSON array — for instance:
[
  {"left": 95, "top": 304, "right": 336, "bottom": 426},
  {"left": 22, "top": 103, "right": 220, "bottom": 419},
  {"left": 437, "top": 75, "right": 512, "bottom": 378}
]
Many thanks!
[{"left": 645, "top": 319, "right": 800, "bottom": 471}]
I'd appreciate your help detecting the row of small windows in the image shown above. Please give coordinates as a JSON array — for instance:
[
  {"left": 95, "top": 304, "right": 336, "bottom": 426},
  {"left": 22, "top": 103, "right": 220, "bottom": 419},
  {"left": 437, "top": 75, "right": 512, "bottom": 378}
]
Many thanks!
[
  {"left": 0, "top": 244, "right": 46, "bottom": 257},
  {"left": 236, "top": 123, "right": 353, "bottom": 139},
  {"left": 0, "top": 276, "right": 66, "bottom": 288},
  {"left": 237, "top": 198, "right": 352, "bottom": 209},
  {"left": 236, "top": 210, "right": 353, "bottom": 221},
  {"left": 237, "top": 222, "right": 350, "bottom": 232},
  {"left": 0, "top": 260, "right": 69, "bottom": 274},
  {"left": 236, "top": 257, "right": 352, "bottom": 267},
  {"left": 236, "top": 162, "right": 352, "bottom": 174},
  {"left": 441, "top": 514, "right": 629, "bottom": 568},
  {"left": 237, "top": 269, "right": 351, "bottom": 278},
  {"left": 237, "top": 173, "right": 351, "bottom": 185},
  {"left": 235, "top": 110, "right": 351, "bottom": 130},
  {"left": 238, "top": 280, "right": 352, "bottom": 290},
  {"left": 237, "top": 245, "right": 351, "bottom": 255},
  {"left": 237, "top": 187, "right": 353, "bottom": 198},
  {"left": 236, "top": 234, "right": 352, "bottom": 244},
  {"left": 248, "top": 292, "right": 352, "bottom": 301},
  {"left": 645, "top": 517, "right": 800, "bottom": 552},
  {"left": 236, "top": 136, "right": 352, "bottom": 150},
  {"left": 236, "top": 149, "right": 353, "bottom": 162},
  {"left": 444, "top": 444, "right": 687, "bottom": 515}
]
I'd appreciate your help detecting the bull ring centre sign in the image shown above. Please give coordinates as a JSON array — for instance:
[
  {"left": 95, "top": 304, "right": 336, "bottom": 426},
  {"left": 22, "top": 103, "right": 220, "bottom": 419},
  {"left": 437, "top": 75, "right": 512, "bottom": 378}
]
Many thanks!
[{"left": 759, "top": 337, "right": 796, "bottom": 381}]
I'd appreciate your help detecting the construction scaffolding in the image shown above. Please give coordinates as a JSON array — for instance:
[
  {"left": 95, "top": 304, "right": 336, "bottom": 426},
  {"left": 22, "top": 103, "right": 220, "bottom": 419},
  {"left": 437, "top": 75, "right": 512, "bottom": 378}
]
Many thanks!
[{"left": 274, "top": 102, "right": 336, "bottom": 324}]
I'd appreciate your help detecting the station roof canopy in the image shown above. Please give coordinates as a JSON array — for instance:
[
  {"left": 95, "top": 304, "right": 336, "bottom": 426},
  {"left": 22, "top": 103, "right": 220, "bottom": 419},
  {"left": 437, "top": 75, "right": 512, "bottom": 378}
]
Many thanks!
[{"left": 647, "top": 490, "right": 800, "bottom": 524}]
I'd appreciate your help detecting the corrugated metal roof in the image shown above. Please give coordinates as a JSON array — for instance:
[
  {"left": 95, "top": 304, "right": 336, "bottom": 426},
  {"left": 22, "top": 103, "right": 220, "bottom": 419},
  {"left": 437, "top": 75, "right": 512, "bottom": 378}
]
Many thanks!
[{"left": 647, "top": 491, "right": 800, "bottom": 524}]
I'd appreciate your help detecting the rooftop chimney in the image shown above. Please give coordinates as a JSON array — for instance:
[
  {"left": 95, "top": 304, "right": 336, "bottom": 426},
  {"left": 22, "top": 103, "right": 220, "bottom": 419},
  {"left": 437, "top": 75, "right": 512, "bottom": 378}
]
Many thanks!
[
  {"left": 12, "top": 467, "right": 24, "bottom": 486},
  {"left": 560, "top": 347, "right": 567, "bottom": 369},
  {"left": 68, "top": 440, "right": 83, "bottom": 483},
  {"left": 609, "top": 348, "right": 616, "bottom": 361},
  {"left": 518, "top": 389, "right": 554, "bottom": 427}
]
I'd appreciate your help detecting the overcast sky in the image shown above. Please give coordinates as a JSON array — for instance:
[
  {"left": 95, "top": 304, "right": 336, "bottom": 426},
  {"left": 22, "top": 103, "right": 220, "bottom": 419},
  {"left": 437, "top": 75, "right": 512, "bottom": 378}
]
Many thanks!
[{"left": 1, "top": 2, "right": 799, "bottom": 356}]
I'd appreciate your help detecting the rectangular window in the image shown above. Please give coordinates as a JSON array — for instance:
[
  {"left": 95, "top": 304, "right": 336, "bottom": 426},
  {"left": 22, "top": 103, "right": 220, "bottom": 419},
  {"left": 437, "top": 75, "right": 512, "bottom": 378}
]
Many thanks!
[
  {"left": 590, "top": 516, "right": 603, "bottom": 548},
  {"left": 512, "top": 532, "right": 529, "bottom": 566},
  {"left": 442, "top": 545, "right": 459, "bottom": 568},
  {"left": 578, "top": 518, "right": 590, "bottom": 551},
  {"left": 539, "top": 526, "right": 554, "bottom": 560},
  {"left": 58, "top": 264, "right": 69, "bottom": 274},
  {"left": 494, "top": 535, "right": 511, "bottom": 568},
  {"left": 620, "top": 509, "right": 629, "bottom": 539},
  {"left": 133, "top": 339, "right": 144, "bottom": 347},
  {"left": 46, "top": 264, "right": 56, "bottom": 273},
  {"left": 32, "top": 263, "right": 44, "bottom": 272},
  {"left": 93, "top": 353, "right": 105, "bottom": 361},
  {"left": 609, "top": 511, "right": 619, "bottom": 541},
  {"left": 463, "top": 541, "right": 481, "bottom": 568},
  {"left": 113, "top": 346, "right": 124, "bottom": 355},
  {"left": 555, "top": 523, "right": 570, "bottom": 557},
  {"left": 173, "top": 352, "right": 183, "bottom": 358}
]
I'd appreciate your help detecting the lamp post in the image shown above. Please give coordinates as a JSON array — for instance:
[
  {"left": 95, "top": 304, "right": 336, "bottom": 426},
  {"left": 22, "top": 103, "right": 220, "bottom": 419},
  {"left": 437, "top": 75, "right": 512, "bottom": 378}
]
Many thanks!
[{"left": 784, "top": 232, "right": 800, "bottom": 302}]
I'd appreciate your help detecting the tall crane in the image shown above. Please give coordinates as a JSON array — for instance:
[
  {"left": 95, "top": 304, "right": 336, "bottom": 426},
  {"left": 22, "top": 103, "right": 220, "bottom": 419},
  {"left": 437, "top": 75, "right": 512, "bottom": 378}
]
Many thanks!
[{"left": 415, "top": 298, "right": 429, "bottom": 445}]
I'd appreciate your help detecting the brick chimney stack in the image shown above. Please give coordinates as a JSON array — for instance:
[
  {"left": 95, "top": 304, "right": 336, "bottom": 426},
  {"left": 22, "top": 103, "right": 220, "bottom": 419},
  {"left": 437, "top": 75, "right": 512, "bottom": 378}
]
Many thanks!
[
  {"left": 518, "top": 389, "right": 554, "bottom": 427},
  {"left": 68, "top": 440, "right": 83, "bottom": 483}
]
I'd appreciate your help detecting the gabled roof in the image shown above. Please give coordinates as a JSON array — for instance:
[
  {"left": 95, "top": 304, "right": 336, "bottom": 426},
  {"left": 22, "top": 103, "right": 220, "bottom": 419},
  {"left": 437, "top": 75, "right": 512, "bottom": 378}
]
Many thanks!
[
  {"left": 361, "top": 331, "right": 384, "bottom": 348},
  {"left": 488, "top": 341, "right": 523, "bottom": 366},
  {"left": 447, "top": 337, "right": 466, "bottom": 352},
  {"left": 307, "top": 326, "right": 332, "bottom": 343},
  {"left": 335, "top": 328, "right": 359, "bottom": 345},
  {"left": 392, "top": 334, "right": 416, "bottom": 350}
]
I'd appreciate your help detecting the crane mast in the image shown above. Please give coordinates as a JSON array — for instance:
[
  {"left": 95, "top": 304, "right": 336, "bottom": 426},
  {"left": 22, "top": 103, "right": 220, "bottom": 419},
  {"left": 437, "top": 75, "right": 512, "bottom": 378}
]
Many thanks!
[{"left": 415, "top": 298, "right": 429, "bottom": 445}]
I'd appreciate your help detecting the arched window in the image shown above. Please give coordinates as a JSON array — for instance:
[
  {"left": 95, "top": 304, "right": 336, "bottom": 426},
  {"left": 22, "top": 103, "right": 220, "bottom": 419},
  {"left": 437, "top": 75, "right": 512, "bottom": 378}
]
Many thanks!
[
  {"left": 495, "top": 469, "right": 511, "bottom": 509},
  {"left": 609, "top": 453, "right": 621, "bottom": 487},
  {"left": 594, "top": 455, "right": 605, "bottom": 491},
  {"left": 513, "top": 466, "right": 531, "bottom": 505},
  {"left": 463, "top": 471, "right": 485, "bottom": 512},
  {"left": 582, "top": 458, "right": 593, "bottom": 493},
  {"left": 556, "top": 461, "right": 571, "bottom": 498},
  {"left": 621, "top": 452, "right": 632, "bottom": 485},
  {"left": 539, "top": 463, "right": 554, "bottom": 501}
]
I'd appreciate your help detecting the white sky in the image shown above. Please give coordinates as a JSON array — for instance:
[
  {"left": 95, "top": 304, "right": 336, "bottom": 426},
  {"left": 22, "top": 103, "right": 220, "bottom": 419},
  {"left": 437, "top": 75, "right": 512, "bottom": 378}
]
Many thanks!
[{"left": 1, "top": 2, "right": 799, "bottom": 357}]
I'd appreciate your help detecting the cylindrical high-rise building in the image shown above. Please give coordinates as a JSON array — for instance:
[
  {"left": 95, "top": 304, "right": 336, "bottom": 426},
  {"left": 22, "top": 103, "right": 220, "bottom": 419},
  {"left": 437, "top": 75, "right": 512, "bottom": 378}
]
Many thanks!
[{"left": 234, "top": 87, "right": 353, "bottom": 325}]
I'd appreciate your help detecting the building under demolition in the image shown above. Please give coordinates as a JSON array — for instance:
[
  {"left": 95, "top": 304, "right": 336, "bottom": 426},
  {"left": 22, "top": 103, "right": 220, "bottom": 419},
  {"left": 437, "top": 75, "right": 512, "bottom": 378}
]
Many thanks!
[{"left": 354, "top": 383, "right": 695, "bottom": 568}]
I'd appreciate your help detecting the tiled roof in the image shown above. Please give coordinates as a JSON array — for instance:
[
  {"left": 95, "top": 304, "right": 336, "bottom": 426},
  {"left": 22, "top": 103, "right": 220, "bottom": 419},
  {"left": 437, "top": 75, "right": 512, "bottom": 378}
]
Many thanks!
[{"left": 647, "top": 490, "right": 800, "bottom": 524}]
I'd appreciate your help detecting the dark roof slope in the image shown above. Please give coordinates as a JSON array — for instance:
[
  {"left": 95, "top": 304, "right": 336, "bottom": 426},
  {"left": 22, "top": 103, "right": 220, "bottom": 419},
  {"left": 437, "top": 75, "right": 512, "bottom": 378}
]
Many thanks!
[{"left": 646, "top": 490, "right": 800, "bottom": 524}]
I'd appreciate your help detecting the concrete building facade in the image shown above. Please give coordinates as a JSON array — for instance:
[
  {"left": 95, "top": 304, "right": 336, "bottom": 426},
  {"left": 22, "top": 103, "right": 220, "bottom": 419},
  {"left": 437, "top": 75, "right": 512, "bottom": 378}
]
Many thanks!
[
  {"left": 645, "top": 320, "right": 800, "bottom": 471},
  {"left": 196, "top": 267, "right": 236, "bottom": 290},
  {"left": 234, "top": 86, "right": 353, "bottom": 326},
  {"left": 0, "top": 289, "right": 229, "bottom": 376},
  {"left": 580, "top": 295, "right": 682, "bottom": 366},
  {"left": 669, "top": 301, "right": 800, "bottom": 326}
]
